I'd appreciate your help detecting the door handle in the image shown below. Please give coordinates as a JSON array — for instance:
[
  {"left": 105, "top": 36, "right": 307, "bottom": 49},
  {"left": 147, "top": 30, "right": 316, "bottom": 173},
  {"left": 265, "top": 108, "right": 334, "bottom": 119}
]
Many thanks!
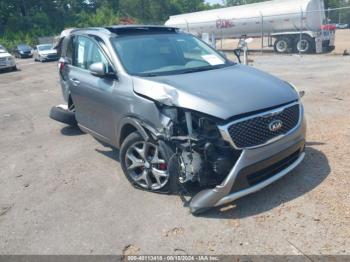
[{"left": 70, "top": 78, "right": 80, "bottom": 86}]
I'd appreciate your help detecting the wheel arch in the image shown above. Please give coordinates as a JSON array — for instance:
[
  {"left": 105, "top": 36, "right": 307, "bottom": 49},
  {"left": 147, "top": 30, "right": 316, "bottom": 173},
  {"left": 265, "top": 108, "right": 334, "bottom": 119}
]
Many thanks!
[{"left": 117, "top": 117, "right": 153, "bottom": 148}]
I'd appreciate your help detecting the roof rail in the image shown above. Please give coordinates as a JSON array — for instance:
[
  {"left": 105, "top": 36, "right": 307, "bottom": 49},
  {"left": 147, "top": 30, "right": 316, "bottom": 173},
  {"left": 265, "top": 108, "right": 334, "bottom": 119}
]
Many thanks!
[
  {"left": 71, "top": 27, "right": 112, "bottom": 34},
  {"left": 105, "top": 25, "right": 179, "bottom": 35}
]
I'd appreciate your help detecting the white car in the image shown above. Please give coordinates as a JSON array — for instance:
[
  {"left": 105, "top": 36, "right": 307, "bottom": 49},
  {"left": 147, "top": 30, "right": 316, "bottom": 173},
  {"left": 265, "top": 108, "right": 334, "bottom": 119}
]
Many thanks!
[
  {"left": 336, "top": 23, "right": 349, "bottom": 29},
  {"left": 33, "top": 44, "right": 58, "bottom": 62},
  {"left": 0, "top": 45, "right": 17, "bottom": 71}
]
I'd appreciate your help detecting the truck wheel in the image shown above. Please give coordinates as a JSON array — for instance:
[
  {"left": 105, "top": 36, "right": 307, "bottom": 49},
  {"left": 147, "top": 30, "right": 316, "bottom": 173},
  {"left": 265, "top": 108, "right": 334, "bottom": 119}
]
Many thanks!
[
  {"left": 295, "top": 36, "right": 315, "bottom": 54},
  {"left": 274, "top": 37, "right": 291, "bottom": 53},
  {"left": 120, "top": 132, "right": 179, "bottom": 194}
]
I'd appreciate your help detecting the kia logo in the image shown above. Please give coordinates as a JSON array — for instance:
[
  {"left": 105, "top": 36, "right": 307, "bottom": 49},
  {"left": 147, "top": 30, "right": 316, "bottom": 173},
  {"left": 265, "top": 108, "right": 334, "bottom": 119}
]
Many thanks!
[{"left": 269, "top": 120, "right": 283, "bottom": 132}]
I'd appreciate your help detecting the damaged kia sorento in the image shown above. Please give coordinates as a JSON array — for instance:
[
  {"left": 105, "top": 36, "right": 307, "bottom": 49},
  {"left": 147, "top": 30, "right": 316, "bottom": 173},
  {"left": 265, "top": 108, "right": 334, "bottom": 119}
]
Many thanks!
[{"left": 51, "top": 25, "right": 306, "bottom": 214}]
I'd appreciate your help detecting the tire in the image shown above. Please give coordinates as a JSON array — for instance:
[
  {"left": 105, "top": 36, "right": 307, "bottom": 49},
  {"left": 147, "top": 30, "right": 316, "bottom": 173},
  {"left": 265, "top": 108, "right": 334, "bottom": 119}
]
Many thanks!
[
  {"left": 49, "top": 106, "right": 77, "bottom": 126},
  {"left": 120, "top": 132, "right": 178, "bottom": 194},
  {"left": 274, "top": 37, "right": 291, "bottom": 53},
  {"left": 294, "top": 36, "right": 315, "bottom": 54},
  {"left": 12, "top": 66, "right": 17, "bottom": 71}
]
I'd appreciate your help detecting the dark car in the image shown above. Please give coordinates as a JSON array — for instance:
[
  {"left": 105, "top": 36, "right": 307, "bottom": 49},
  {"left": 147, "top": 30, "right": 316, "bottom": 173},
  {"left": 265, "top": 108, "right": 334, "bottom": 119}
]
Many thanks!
[{"left": 13, "top": 44, "right": 33, "bottom": 58}]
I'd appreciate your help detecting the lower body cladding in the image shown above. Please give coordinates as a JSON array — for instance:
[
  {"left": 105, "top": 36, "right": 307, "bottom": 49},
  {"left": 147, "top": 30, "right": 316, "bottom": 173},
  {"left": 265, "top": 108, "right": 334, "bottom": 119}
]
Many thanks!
[{"left": 189, "top": 116, "right": 306, "bottom": 214}]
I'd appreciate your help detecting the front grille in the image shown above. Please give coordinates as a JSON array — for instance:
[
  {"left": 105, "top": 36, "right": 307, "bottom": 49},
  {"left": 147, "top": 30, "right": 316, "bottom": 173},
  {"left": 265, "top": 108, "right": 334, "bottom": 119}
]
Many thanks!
[
  {"left": 0, "top": 57, "right": 6, "bottom": 66},
  {"left": 228, "top": 104, "right": 300, "bottom": 148}
]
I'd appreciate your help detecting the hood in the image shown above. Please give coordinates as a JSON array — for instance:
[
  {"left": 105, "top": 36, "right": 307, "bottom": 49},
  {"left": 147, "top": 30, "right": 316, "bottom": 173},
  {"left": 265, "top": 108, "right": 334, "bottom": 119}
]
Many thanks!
[
  {"left": 39, "top": 50, "right": 57, "bottom": 55},
  {"left": 0, "top": 52, "right": 12, "bottom": 58},
  {"left": 132, "top": 65, "right": 299, "bottom": 120}
]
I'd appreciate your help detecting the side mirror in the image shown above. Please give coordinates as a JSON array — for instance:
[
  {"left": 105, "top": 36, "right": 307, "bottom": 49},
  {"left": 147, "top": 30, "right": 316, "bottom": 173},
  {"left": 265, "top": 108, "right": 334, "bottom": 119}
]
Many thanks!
[
  {"left": 233, "top": 48, "right": 242, "bottom": 64},
  {"left": 89, "top": 62, "right": 107, "bottom": 77}
]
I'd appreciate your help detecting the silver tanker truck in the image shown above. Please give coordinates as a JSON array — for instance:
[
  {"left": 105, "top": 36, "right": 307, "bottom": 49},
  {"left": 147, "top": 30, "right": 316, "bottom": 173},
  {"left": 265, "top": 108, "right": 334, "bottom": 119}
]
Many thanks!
[{"left": 165, "top": 0, "right": 335, "bottom": 54}]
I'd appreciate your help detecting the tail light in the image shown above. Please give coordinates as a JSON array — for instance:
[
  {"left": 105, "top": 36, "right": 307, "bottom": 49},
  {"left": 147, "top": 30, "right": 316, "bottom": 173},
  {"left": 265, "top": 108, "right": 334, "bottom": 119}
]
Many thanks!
[
  {"left": 58, "top": 59, "right": 65, "bottom": 70},
  {"left": 58, "top": 58, "right": 68, "bottom": 79}
]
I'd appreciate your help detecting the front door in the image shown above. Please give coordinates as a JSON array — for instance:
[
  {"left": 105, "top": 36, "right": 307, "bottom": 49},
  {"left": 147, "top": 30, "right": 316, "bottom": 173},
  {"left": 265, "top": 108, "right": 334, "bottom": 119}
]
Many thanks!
[{"left": 67, "top": 35, "right": 117, "bottom": 140}]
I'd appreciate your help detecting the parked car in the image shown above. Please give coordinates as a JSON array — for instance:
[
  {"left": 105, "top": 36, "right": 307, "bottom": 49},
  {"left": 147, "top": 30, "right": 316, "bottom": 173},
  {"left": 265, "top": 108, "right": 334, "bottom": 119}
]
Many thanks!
[
  {"left": 336, "top": 23, "right": 349, "bottom": 29},
  {"left": 0, "top": 45, "right": 17, "bottom": 71},
  {"left": 13, "top": 44, "right": 33, "bottom": 58},
  {"left": 50, "top": 26, "right": 306, "bottom": 214},
  {"left": 33, "top": 44, "right": 58, "bottom": 62}
]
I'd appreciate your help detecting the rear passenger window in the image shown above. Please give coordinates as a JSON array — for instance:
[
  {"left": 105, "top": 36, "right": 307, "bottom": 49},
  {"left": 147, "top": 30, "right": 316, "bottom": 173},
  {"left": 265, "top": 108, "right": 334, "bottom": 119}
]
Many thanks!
[{"left": 65, "top": 38, "right": 74, "bottom": 64}]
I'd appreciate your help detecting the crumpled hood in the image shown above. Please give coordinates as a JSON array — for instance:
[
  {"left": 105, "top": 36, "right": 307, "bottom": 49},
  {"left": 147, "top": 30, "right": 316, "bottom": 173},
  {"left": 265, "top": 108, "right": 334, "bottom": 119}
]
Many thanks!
[
  {"left": 132, "top": 64, "right": 299, "bottom": 120},
  {"left": 39, "top": 50, "right": 57, "bottom": 55}
]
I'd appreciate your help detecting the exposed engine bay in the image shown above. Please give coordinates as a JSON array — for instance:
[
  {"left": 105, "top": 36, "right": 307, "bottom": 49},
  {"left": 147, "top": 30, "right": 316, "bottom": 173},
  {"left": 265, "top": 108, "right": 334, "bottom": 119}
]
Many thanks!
[{"left": 158, "top": 104, "right": 242, "bottom": 190}]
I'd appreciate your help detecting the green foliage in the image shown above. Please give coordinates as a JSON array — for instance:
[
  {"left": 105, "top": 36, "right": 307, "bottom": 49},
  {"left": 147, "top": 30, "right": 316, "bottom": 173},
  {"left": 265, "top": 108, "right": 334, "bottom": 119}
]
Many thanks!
[{"left": 0, "top": 0, "right": 349, "bottom": 50}]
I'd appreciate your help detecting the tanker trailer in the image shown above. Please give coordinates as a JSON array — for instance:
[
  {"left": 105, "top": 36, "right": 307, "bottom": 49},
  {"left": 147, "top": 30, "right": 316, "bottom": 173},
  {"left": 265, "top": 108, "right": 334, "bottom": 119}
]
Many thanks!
[{"left": 165, "top": 0, "right": 335, "bottom": 54}]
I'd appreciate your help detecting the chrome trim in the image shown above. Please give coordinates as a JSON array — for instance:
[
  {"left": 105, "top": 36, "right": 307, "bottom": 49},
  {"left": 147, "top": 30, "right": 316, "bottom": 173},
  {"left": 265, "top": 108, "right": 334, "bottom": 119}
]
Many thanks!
[
  {"left": 214, "top": 152, "right": 305, "bottom": 207},
  {"left": 218, "top": 102, "right": 302, "bottom": 150}
]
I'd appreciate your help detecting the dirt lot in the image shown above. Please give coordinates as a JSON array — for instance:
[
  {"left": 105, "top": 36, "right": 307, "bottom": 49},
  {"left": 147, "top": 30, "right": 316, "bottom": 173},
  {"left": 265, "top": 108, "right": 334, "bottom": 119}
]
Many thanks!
[
  {"left": 219, "top": 29, "right": 350, "bottom": 54},
  {"left": 0, "top": 54, "right": 349, "bottom": 255}
]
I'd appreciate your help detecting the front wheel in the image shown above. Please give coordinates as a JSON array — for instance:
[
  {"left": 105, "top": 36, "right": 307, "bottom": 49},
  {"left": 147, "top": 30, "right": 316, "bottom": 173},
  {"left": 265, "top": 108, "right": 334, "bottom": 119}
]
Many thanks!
[
  {"left": 120, "top": 132, "right": 178, "bottom": 194},
  {"left": 274, "top": 37, "right": 291, "bottom": 53}
]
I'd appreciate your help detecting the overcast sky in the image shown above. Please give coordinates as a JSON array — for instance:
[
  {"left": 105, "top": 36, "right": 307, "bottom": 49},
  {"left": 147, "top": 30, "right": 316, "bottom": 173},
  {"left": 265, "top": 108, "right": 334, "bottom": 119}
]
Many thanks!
[{"left": 205, "top": 0, "right": 224, "bottom": 5}]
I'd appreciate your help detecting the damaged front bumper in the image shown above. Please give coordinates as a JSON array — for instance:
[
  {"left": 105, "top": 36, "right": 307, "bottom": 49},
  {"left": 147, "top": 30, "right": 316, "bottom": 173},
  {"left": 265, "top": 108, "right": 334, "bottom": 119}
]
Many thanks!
[{"left": 189, "top": 112, "right": 306, "bottom": 214}]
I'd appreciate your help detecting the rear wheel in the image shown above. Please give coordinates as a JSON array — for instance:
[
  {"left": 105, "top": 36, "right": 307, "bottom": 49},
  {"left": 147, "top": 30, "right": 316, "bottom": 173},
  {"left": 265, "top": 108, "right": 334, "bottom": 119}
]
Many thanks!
[
  {"left": 274, "top": 37, "right": 291, "bottom": 53},
  {"left": 120, "top": 132, "right": 178, "bottom": 194},
  {"left": 295, "top": 36, "right": 315, "bottom": 54}
]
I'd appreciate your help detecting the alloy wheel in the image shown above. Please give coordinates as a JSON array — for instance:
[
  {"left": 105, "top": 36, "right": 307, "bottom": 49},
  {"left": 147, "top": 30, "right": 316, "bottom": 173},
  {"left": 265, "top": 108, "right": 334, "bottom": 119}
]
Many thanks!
[{"left": 125, "top": 141, "right": 169, "bottom": 190}]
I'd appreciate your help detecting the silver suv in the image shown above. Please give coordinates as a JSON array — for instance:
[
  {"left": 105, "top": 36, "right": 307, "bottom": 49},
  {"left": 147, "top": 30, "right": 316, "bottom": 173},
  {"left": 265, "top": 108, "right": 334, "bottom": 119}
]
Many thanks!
[{"left": 51, "top": 26, "right": 306, "bottom": 214}]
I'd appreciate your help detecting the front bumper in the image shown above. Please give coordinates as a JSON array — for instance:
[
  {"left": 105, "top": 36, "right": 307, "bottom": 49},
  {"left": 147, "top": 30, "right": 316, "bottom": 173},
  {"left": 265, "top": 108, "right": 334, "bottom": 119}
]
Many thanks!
[
  {"left": 189, "top": 106, "right": 306, "bottom": 214},
  {"left": 42, "top": 55, "right": 58, "bottom": 61},
  {"left": 20, "top": 53, "right": 33, "bottom": 58}
]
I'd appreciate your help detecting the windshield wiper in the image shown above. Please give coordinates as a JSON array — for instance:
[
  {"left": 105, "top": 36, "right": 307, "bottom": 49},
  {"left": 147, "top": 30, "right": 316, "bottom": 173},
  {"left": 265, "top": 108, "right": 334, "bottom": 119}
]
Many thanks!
[
  {"left": 179, "top": 65, "right": 226, "bottom": 75},
  {"left": 141, "top": 73, "right": 161, "bottom": 77}
]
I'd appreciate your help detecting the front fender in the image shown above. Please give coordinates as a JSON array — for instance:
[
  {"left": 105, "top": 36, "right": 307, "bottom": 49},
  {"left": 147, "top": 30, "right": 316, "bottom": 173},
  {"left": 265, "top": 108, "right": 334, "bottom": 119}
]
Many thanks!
[{"left": 117, "top": 117, "right": 153, "bottom": 148}]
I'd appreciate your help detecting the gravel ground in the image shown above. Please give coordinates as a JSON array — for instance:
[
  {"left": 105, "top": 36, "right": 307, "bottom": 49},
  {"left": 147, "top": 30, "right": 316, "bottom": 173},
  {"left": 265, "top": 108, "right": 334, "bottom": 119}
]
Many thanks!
[{"left": 0, "top": 54, "right": 349, "bottom": 255}]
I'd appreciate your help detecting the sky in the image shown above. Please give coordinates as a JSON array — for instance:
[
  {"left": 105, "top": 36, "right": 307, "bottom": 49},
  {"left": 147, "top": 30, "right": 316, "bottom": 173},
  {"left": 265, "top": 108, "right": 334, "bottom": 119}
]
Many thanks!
[{"left": 205, "top": 0, "right": 224, "bottom": 5}]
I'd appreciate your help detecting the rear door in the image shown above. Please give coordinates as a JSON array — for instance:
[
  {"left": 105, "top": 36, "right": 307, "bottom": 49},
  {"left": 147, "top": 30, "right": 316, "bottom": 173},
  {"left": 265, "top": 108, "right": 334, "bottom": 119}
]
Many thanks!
[{"left": 67, "top": 35, "right": 117, "bottom": 140}]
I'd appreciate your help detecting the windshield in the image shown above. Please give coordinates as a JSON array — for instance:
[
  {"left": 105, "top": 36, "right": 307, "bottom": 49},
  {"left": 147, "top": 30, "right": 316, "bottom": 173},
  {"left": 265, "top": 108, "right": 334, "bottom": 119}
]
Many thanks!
[
  {"left": 111, "top": 33, "right": 232, "bottom": 76},
  {"left": 18, "top": 45, "right": 32, "bottom": 51},
  {"left": 38, "top": 44, "right": 53, "bottom": 51}
]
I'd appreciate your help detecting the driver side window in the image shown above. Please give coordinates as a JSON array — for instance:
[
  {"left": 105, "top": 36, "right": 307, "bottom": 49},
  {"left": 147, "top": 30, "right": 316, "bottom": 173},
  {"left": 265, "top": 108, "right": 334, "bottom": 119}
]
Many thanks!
[{"left": 73, "top": 36, "right": 109, "bottom": 71}]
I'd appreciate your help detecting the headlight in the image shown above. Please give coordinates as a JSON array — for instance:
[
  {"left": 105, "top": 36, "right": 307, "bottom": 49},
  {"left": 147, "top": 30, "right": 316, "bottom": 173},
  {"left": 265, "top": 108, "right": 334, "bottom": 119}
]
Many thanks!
[
  {"left": 287, "top": 82, "right": 305, "bottom": 99},
  {"left": 159, "top": 105, "right": 178, "bottom": 121}
]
